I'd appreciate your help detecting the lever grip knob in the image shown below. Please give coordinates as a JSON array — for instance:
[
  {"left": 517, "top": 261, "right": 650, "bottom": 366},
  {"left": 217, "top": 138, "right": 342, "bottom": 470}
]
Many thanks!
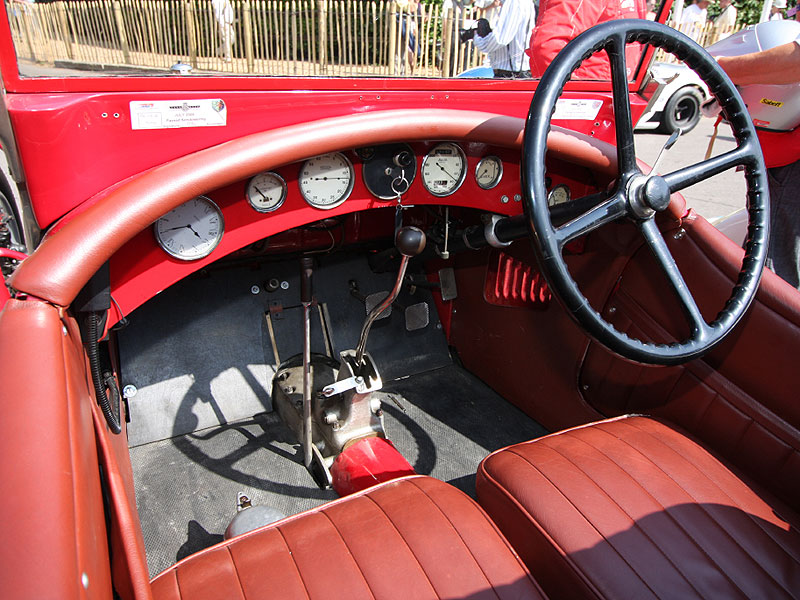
[{"left": 395, "top": 226, "right": 426, "bottom": 257}]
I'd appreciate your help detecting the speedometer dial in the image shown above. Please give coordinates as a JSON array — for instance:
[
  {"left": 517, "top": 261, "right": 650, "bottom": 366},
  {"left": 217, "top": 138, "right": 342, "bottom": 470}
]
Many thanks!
[
  {"left": 299, "top": 152, "right": 354, "bottom": 209},
  {"left": 421, "top": 143, "right": 467, "bottom": 197}
]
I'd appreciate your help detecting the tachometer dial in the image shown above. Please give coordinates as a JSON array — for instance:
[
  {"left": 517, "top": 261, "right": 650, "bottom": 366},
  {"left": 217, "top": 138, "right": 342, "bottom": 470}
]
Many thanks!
[
  {"left": 421, "top": 143, "right": 467, "bottom": 197},
  {"left": 247, "top": 171, "right": 286, "bottom": 213},
  {"left": 154, "top": 196, "right": 224, "bottom": 261},
  {"left": 475, "top": 156, "right": 503, "bottom": 190},
  {"left": 299, "top": 152, "right": 354, "bottom": 209}
]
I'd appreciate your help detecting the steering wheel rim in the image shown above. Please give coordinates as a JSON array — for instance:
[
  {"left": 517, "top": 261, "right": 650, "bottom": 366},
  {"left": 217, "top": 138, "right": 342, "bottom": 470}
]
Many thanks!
[{"left": 523, "top": 19, "right": 769, "bottom": 366}]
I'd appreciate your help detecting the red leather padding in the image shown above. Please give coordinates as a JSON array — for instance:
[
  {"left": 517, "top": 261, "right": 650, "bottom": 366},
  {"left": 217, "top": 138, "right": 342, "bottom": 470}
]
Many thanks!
[
  {"left": 151, "top": 475, "right": 546, "bottom": 600},
  {"left": 477, "top": 416, "right": 800, "bottom": 600}
]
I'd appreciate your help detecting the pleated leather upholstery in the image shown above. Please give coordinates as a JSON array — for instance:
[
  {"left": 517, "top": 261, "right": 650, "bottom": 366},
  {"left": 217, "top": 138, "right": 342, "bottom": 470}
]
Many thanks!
[
  {"left": 477, "top": 416, "right": 800, "bottom": 600},
  {"left": 151, "top": 475, "right": 546, "bottom": 600}
]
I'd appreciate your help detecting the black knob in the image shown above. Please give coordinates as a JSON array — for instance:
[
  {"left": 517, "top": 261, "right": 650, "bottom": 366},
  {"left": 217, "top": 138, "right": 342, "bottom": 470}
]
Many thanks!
[
  {"left": 393, "top": 151, "right": 413, "bottom": 168},
  {"left": 395, "top": 226, "right": 426, "bottom": 257}
]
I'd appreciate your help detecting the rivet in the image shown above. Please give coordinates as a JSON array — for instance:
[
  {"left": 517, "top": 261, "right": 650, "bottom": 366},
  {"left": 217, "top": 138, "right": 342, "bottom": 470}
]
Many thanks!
[
  {"left": 113, "top": 113, "right": 120, "bottom": 118},
  {"left": 101, "top": 112, "right": 108, "bottom": 118}
]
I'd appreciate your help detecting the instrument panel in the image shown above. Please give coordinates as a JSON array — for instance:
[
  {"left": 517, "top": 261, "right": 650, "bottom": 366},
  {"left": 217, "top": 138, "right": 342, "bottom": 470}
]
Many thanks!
[{"left": 151, "top": 141, "right": 595, "bottom": 261}]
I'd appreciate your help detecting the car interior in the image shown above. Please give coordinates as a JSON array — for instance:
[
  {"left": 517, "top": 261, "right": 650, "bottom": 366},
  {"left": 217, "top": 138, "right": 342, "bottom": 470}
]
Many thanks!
[{"left": 1, "top": 7, "right": 799, "bottom": 600}]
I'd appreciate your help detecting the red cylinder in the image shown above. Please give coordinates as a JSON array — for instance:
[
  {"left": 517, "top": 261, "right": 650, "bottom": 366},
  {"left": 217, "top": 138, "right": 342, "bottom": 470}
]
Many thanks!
[{"left": 331, "top": 437, "right": 416, "bottom": 497}]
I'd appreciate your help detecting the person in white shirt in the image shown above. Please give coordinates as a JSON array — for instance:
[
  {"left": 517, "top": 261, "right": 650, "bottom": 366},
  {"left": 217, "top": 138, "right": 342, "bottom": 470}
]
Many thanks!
[
  {"left": 464, "top": 0, "right": 536, "bottom": 78},
  {"left": 771, "top": 0, "right": 786, "bottom": 21},
  {"left": 211, "top": 0, "right": 235, "bottom": 62},
  {"left": 715, "top": 0, "right": 737, "bottom": 29},
  {"left": 680, "top": 0, "right": 709, "bottom": 41}
]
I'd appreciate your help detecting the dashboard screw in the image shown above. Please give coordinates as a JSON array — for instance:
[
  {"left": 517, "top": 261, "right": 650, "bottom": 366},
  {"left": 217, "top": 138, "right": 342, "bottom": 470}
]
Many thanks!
[
  {"left": 514, "top": 194, "right": 521, "bottom": 202},
  {"left": 500, "top": 195, "right": 509, "bottom": 204},
  {"left": 251, "top": 285, "right": 260, "bottom": 295},
  {"left": 280, "top": 281, "right": 290, "bottom": 290},
  {"left": 123, "top": 385, "right": 138, "bottom": 398}
]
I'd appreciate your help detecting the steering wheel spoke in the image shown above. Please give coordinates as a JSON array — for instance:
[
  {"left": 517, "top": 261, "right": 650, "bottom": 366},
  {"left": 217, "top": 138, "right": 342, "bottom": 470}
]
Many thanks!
[
  {"left": 607, "top": 33, "right": 637, "bottom": 176},
  {"left": 554, "top": 193, "right": 627, "bottom": 247},
  {"left": 638, "top": 218, "right": 710, "bottom": 339},
  {"left": 662, "top": 142, "right": 756, "bottom": 194}
]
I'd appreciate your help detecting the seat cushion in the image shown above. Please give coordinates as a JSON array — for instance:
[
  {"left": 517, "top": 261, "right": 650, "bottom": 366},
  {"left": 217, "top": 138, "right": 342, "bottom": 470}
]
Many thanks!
[
  {"left": 477, "top": 415, "right": 800, "bottom": 600},
  {"left": 151, "top": 475, "right": 546, "bottom": 600}
]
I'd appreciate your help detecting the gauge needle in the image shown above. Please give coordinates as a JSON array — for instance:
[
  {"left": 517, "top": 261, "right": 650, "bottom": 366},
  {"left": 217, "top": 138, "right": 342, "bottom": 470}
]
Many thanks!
[
  {"left": 161, "top": 225, "right": 191, "bottom": 232},
  {"left": 313, "top": 176, "right": 349, "bottom": 181},
  {"left": 436, "top": 163, "right": 457, "bottom": 181},
  {"left": 186, "top": 224, "right": 202, "bottom": 239},
  {"left": 253, "top": 186, "right": 268, "bottom": 199}
]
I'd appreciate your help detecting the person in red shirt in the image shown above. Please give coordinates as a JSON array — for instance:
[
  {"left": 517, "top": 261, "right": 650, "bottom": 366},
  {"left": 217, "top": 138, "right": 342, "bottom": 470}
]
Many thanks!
[{"left": 528, "top": 0, "right": 647, "bottom": 79}]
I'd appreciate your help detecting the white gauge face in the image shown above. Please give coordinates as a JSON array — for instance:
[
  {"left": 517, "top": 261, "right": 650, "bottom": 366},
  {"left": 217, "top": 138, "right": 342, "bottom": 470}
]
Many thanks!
[
  {"left": 547, "top": 183, "right": 571, "bottom": 207},
  {"left": 475, "top": 156, "right": 503, "bottom": 190},
  {"left": 154, "top": 196, "right": 224, "bottom": 261},
  {"left": 299, "top": 152, "right": 354, "bottom": 209},
  {"left": 421, "top": 143, "right": 467, "bottom": 197},
  {"left": 247, "top": 171, "right": 286, "bottom": 213}
]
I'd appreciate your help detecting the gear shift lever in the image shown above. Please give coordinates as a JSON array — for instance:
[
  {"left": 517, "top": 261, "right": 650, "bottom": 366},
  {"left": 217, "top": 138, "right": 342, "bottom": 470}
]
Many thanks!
[{"left": 354, "top": 226, "right": 426, "bottom": 366}]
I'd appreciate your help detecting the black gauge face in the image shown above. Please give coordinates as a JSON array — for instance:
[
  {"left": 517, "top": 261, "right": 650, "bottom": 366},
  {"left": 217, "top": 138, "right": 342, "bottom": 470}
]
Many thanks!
[
  {"left": 361, "top": 143, "right": 417, "bottom": 200},
  {"left": 421, "top": 143, "right": 467, "bottom": 197},
  {"left": 475, "top": 156, "right": 503, "bottom": 190}
]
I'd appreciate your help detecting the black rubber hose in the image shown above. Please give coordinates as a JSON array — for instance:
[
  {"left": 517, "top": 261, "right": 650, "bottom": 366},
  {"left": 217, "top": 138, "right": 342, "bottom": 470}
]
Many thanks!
[{"left": 87, "top": 312, "right": 122, "bottom": 434}]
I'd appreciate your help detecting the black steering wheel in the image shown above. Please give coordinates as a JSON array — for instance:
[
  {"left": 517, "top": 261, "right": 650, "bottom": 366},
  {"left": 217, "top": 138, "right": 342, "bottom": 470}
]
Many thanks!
[{"left": 523, "top": 19, "right": 769, "bottom": 366}]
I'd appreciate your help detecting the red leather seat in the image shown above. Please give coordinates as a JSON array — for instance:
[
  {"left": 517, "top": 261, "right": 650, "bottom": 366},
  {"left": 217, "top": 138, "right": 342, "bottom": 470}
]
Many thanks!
[
  {"left": 151, "top": 475, "right": 546, "bottom": 599},
  {"left": 477, "top": 416, "right": 800, "bottom": 599}
]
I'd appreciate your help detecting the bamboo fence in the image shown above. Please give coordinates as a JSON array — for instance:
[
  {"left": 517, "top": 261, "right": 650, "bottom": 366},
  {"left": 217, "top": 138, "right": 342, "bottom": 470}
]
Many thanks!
[
  {"left": 4, "top": 1, "right": 745, "bottom": 78},
  {"left": 5, "top": 0, "right": 492, "bottom": 77}
]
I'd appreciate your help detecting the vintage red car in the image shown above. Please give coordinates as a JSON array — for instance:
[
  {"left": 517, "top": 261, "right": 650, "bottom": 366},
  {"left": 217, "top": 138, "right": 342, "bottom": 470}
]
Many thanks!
[{"left": 1, "top": 0, "right": 798, "bottom": 598}]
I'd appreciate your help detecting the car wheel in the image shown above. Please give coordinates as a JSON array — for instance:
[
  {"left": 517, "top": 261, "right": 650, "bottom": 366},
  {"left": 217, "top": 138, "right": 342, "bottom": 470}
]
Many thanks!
[{"left": 659, "top": 86, "right": 703, "bottom": 134}]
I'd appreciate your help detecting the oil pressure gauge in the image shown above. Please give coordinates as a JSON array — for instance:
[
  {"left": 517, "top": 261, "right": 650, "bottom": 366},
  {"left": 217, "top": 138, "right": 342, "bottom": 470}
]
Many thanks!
[
  {"left": 247, "top": 171, "right": 287, "bottom": 213},
  {"left": 421, "top": 142, "right": 467, "bottom": 197},
  {"left": 475, "top": 156, "right": 503, "bottom": 190}
]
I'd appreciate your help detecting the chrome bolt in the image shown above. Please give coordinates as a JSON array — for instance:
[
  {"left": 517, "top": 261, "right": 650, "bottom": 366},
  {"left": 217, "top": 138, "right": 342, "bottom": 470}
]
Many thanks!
[
  {"left": 122, "top": 385, "right": 138, "bottom": 398},
  {"left": 673, "top": 229, "right": 686, "bottom": 240},
  {"left": 251, "top": 285, "right": 260, "bottom": 295},
  {"left": 500, "top": 195, "right": 509, "bottom": 204},
  {"left": 280, "top": 281, "right": 290, "bottom": 290},
  {"left": 514, "top": 194, "right": 522, "bottom": 202}
]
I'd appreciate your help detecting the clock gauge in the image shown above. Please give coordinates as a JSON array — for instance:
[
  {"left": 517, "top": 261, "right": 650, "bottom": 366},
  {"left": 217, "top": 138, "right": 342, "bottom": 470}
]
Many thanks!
[
  {"left": 299, "top": 152, "right": 354, "bottom": 209},
  {"left": 421, "top": 143, "right": 467, "bottom": 197},
  {"left": 247, "top": 171, "right": 287, "bottom": 213},
  {"left": 547, "top": 183, "right": 571, "bottom": 207},
  {"left": 154, "top": 196, "right": 224, "bottom": 261},
  {"left": 475, "top": 156, "right": 503, "bottom": 190}
]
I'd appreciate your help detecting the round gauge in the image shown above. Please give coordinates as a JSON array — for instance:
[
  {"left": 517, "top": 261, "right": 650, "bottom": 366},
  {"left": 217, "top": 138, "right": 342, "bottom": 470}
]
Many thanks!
[
  {"left": 299, "top": 152, "right": 354, "bottom": 209},
  {"left": 421, "top": 142, "right": 467, "bottom": 197},
  {"left": 247, "top": 171, "right": 286, "bottom": 213},
  {"left": 547, "top": 183, "right": 571, "bottom": 207},
  {"left": 154, "top": 196, "right": 224, "bottom": 261},
  {"left": 475, "top": 156, "right": 503, "bottom": 190}
]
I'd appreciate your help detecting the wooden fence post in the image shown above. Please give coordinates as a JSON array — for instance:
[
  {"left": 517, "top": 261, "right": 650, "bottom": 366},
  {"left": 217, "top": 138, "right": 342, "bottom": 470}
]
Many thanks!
[
  {"left": 317, "top": 0, "right": 327, "bottom": 74},
  {"left": 184, "top": 0, "right": 197, "bottom": 68},
  {"left": 388, "top": 1, "right": 397, "bottom": 75},
  {"left": 18, "top": 5, "right": 38, "bottom": 63},
  {"left": 55, "top": 2, "right": 74, "bottom": 60},
  {"left": 243, "top": 0, "right": 255, "bottom": 72},
  {"left": 112, "top": 0, "right": 131, "bottom": 63}
]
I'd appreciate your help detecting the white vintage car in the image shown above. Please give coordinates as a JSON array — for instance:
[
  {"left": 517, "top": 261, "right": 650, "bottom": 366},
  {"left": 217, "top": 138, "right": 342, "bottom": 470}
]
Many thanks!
[{"left": 636, "top": 62, "right": 710, "bottom": 134}]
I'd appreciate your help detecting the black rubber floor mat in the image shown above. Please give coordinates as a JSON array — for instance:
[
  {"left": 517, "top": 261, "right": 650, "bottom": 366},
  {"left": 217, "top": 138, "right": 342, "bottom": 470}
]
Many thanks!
[{"left": 131, "top": 365, "right": 547, "bottom": 577}]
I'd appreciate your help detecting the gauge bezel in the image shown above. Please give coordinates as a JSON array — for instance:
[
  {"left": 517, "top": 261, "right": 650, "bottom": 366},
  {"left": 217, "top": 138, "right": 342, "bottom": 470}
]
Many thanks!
[
  {"left": 298, "top": 152, "right": 355, "bottom": 210},
  {"left": 246, "top": 171, "right": 287, "bottom": 213},
  {"left": 475, "top": 155, "right": 503, "bottom": 190},
  {"left": 421, "top": 142, "right": 468, "bottom": 197},
  {"left": 547, "top": 183, "right": 572, "bottom": 207},
  {"left": 154, "top": 196, "right": 225, "bottom": 261}
]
